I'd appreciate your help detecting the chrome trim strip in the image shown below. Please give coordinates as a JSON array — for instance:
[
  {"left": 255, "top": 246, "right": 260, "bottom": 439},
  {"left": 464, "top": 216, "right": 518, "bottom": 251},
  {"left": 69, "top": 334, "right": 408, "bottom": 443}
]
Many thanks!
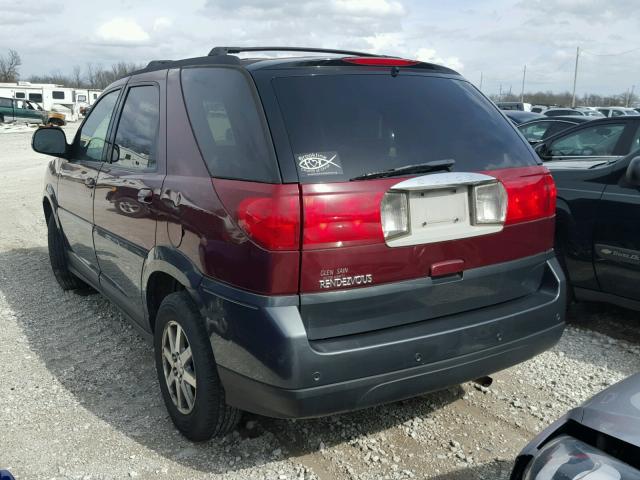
[{"left": 390, "top": 172, "right": 497, "bottom": 191}]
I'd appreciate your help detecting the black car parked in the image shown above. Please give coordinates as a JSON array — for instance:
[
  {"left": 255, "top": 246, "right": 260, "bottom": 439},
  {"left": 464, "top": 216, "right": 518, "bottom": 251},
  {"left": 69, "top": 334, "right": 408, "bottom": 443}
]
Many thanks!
[
  {"left": 518, "top": 116, "right": 592, "bottom": 145},
  {"left": 538, "top": 116, "right": 640, "bottom": 310},
  {"left": 534, "top": 116, "right": 640, "bottom": 162},
  {"left": 549, "top": 147, "right": 640, "bottom": 310}
]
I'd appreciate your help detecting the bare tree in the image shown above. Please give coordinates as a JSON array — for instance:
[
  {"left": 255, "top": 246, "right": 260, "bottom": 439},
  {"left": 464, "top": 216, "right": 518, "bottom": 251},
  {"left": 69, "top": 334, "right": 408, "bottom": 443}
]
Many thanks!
[
  {"left": 0, "top": 49, "right": 21, "bottom": 82},
  {"left": 71, "top": 65, "right": 83, "bottom": 88},
  {"left": 86, "top": 62, "right": 96, "bottom": 89}
]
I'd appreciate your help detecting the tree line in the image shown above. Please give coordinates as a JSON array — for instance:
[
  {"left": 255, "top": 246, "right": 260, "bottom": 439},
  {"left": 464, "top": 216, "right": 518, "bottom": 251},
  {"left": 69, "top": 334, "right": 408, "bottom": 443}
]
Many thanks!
[
  {"left": 0, "top": 49, "right": 142, "bottom": 89},
  {"left": 489, "top": 90, "right": 637, "bottom": 108},
  {"left": 1, "top": 49, "right": 637, "bottom": 106}
]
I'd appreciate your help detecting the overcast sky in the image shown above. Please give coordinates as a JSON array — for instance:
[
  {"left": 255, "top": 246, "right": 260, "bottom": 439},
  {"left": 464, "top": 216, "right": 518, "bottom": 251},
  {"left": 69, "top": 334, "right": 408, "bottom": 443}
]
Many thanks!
[{"left": 1, "top": 0, "right": 638, "bottom": 95}]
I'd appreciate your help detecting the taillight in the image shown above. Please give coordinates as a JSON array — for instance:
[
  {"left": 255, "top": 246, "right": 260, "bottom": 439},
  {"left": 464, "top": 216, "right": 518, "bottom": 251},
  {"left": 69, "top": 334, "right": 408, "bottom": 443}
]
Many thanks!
[
  {"left": 342, "top": 57, "right": 420, "bottom": 67},
  {"left": 381, "top": 191, "right": 409, "bottom": 240},
  {"left": 489, "top": 167, "right": 556, "bottom": 225},
  {"left": 212, "top": 179, "right": 301, "bottom": 251},
  {"left": 471, "top": 182, "right": 507, "bottom": 225},
  {"left": 302, "top": 181, "right": 391, "bottom": 250}
]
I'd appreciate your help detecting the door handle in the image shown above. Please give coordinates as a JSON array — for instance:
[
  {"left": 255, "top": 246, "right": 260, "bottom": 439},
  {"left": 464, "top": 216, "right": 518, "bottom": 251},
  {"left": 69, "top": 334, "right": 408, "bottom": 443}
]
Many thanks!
[
  {"left": 137, "top": 188, "right": 153, "bottom": 204},
  {"left": 84, "top": 177, "right": 96, "bottom": 188}
]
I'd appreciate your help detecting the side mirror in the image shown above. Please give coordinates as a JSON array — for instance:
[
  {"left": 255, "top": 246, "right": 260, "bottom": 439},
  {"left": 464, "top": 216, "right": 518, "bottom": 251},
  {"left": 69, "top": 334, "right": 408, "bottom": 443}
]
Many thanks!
[
  {"left": 625, "top": 156, "right": 640, "bottom": 185},
  {"left": 535, "top": 142, "right": 551, "bottom": 160},
  {"left": 32, "top": 127, "right": 67, "bottom": 157}
]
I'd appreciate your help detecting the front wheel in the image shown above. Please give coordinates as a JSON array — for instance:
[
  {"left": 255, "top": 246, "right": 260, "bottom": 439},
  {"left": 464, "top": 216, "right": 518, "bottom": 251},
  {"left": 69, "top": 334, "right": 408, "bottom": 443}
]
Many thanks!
[{"left": 154, "top": 291, "right": 241, "bottom": 441}]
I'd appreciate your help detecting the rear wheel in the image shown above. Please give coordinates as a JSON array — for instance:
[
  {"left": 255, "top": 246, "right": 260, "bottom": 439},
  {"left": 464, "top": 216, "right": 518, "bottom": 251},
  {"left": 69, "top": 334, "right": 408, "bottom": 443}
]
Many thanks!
[
  {"left": 47, "top": 215, "right": 86, "bottom": 290},
  {"left": 154, "top": 291, "right": 241, "bottom": 441},
  {"left": 0, "top": 114, "right": 4, "bottom": 123}
]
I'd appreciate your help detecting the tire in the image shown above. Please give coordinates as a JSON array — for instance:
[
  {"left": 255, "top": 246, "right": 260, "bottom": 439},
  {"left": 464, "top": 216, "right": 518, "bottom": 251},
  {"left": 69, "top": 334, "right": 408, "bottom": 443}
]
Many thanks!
[
  {"left": 47, "top": 215, "right": 86, "bottom": 290},
  {"left": 154, "top": 291, "right": 241, "bottom": 441},
  {"left": 0, "top": 114, "right": 4, "bottom": 124}
]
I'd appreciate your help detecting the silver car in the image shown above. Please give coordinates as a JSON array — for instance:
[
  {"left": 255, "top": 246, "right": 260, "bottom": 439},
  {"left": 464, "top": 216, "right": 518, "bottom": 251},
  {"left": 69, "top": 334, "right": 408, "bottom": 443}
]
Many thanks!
[{"left": 511, "top": 373, "right": 640, "bottom": 479}]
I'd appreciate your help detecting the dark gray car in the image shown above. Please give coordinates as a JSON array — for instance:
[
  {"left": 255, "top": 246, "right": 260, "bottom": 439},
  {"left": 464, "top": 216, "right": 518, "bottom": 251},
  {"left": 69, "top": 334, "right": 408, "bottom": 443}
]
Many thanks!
[{"left": 511, "top": 373, "right": 640, "bottom": 479}]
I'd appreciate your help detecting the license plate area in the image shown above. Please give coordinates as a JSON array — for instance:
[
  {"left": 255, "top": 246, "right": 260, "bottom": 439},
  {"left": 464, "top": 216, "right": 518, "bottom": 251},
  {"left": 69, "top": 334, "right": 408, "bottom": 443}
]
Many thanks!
[{"left": 385, "top": 172, "right": 504, "bottom": 247}]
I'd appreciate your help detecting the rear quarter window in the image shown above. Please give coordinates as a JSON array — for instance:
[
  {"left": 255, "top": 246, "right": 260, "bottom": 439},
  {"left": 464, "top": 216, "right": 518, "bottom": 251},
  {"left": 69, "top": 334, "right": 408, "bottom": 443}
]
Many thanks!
[
  {"left": 273, "top": 74, "right": 537, "bottom": 183},
  {"left": 181, "top": 67, "right": 279, "bottom": 183}
]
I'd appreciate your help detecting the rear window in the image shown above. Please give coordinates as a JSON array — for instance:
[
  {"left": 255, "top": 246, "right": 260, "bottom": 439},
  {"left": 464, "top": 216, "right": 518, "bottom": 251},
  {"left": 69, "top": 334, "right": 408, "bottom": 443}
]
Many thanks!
[
  {"left": 181, "top": 67, "right": 279, "bottom": 183},
  {"left": 273, "top": 74, "right": 536, "bottom": 183}
]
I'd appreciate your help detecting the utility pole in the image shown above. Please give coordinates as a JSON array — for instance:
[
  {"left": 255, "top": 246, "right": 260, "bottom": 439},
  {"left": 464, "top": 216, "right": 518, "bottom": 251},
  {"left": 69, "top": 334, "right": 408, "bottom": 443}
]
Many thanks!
[
  {"left": 499, "top": 84, "right": 502, "bottom": 101},
  {"left": 520, "top": 64, "right": 527, "bottom": 102},
  {"left": 479, "top": 72, "right": 483, "bottom": 91},
  {"left": 571, "top": 46, "right": 580, "bottom": 107},
  {"left": 626, "top": 85, "right": 635, "bottom": 107}
]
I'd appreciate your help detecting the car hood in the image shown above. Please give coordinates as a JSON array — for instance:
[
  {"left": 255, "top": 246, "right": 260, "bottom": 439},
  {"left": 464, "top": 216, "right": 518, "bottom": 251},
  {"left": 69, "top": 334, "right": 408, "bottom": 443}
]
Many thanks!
[
  {"left": 545, "top": 159, "right": 615, "bottom": 170},
  {"left": 578, "top": 373, "right": 640, "bottom": 448}
]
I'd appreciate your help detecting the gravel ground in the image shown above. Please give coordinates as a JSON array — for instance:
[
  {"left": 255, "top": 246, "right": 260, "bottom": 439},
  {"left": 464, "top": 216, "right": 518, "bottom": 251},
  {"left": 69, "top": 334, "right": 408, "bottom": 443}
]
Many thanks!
[{"left": 1, "top": 124, "right": 639, "bottom": 480}]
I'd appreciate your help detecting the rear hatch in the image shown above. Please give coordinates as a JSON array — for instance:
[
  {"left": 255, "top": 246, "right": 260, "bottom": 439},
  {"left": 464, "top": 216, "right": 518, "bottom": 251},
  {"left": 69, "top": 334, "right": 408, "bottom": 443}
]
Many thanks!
[
  {"left": 200, "top": 58, "right": 557, "bottom": 340},
  {"left": 261, "top": 63, "right": 556, "bottom": 339}
]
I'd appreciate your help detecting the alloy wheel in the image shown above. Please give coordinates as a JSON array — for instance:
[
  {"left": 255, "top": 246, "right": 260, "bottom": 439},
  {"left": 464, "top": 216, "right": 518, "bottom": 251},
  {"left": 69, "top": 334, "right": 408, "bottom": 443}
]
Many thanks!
[{"left": 161, "top": 320, "right": 197, "bottom": 414}]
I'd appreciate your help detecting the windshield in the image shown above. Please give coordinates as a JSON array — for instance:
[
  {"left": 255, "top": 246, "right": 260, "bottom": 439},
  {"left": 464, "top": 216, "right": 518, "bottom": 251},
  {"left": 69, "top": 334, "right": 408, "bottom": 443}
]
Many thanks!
[{"left": 273, "top": 74, "right": 537, "bottom": 183}]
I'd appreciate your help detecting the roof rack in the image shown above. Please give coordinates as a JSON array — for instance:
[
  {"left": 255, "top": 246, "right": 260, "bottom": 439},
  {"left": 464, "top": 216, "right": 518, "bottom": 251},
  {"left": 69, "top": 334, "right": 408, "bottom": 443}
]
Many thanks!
[
  {"left": 208, "top": 46, "right": 381, "bottom": 58},
  {"left": 145, "top": 60, "right": 173, "bottom": 69}
]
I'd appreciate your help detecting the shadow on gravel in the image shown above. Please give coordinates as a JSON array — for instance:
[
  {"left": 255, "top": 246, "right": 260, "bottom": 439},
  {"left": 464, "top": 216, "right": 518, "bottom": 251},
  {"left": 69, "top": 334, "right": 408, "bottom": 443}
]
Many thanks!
[
  {"left": 1, "top": 247, "right": 464, "bottom": 475},
  {"left": 424, "top": 460, "right": 514, "bottom": 480},
  {"left": 567, "top": 301, "right": 640, "bottom": 344}
]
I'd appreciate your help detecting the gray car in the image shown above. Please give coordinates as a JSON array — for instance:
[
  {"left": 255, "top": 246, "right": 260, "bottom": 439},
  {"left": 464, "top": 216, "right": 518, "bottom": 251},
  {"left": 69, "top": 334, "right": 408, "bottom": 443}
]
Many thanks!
[{"left": 511, "top": 373, "right": 640, "bottom": 479}]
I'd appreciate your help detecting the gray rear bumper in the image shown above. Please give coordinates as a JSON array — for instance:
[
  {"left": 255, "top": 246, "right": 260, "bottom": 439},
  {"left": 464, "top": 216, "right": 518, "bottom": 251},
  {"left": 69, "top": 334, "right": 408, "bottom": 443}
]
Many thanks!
[{"left": 198, "top": 253, "right": 566, "bottom": 418}]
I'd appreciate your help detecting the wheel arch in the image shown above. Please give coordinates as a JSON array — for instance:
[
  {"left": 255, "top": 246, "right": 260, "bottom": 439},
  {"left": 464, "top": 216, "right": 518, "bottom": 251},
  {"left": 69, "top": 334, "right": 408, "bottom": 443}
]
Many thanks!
[
  {"left": 43, "top": 185, "right": 59, "bottom": 228},
  {"left": 554, "top": 197, "right": 577, "bottom": 290},
  {"left": 142, "top": 246, "right": 205, "bottom": 334}
]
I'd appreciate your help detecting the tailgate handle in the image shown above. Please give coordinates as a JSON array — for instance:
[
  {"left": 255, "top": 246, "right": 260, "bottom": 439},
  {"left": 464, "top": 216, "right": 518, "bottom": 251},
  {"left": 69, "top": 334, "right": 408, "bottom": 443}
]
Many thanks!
[{"left": 430, "top": 259, "right": 465, "bottom": 278}]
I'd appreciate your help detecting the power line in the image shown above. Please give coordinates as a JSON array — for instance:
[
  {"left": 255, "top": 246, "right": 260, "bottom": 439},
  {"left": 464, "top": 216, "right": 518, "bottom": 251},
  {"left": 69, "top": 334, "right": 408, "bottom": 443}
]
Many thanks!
[{"left": 581, "top": 46, "right": 640, "bottom": 57}]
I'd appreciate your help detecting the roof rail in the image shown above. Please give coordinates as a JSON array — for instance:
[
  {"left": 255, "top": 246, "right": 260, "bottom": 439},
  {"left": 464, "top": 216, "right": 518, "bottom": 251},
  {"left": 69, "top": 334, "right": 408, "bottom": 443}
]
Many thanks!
[
  {"left": 208, "top": 46, "right": 381, "bottom": 58},
  {"left": 146, "top": 60, "right": 173, "bottom": 68}
]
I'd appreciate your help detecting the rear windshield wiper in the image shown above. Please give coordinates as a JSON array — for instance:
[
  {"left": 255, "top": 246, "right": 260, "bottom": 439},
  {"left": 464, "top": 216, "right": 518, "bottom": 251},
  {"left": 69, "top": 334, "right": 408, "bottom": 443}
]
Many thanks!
[{"left": 350, "top": 159, "right": 455, "bottom": 181}]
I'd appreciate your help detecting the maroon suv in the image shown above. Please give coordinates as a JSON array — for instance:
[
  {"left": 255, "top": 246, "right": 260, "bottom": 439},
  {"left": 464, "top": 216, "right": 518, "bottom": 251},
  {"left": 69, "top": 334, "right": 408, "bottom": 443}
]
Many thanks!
[{"left": 32, "top": 46, "right": 566, "bottom": 441}]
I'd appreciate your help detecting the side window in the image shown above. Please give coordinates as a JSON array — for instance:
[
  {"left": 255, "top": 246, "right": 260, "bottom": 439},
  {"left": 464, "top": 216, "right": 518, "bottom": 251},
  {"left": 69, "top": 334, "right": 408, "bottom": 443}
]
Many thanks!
[
  {"left": 52, "top": 91, "right": 65, "bottom": 100},
  {"left": 599, "top": 109, "right": 610, "bottom": 117},
  {"left": 73, "top": 89, "right": 120, "bottom": 162},
  {"left": 550, "top": 124, "right": 625, "bottom": 157},
  {"left": 0, "top": 98, "right": 11, "bottom": 108},
  {"left": 630, "top": 126, "right": 640, "bottom": 154},
  {"left": 14, "top": 92, "right": 25, "bottom": 99},
  {"left": 545, "top": 122, "right": 573, "bottom": 138},
  {"left": 111, "top": 85, "right": 160, "bottom": 171},
  {"left": 28, "top": 93, "right": 43, "bottom": 103},
  {"left": 611, "top": 109, "right": 624, "bottom": 117},
  {"left": 180, "top": 67, "right": 278, "bottom": 182},
  {"left": 519, "top": 121, "right": 552, "bottom": 141}
]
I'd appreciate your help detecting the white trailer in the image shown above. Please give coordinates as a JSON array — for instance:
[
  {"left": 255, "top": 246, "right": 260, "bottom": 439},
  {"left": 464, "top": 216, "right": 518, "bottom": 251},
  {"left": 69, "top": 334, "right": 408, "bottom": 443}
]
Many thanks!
[{"left": 0, "top": 82, "right": 103, "bottom": 121}]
